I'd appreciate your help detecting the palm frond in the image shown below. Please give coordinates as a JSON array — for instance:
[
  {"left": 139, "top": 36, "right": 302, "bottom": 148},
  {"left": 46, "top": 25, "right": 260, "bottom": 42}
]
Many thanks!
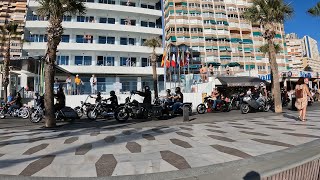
[
  {"left": 143, "top": 38, "right": 162, "bottom": 49},
  {"left": 308, "top": 2, "right": 320, "bottom": 16}
]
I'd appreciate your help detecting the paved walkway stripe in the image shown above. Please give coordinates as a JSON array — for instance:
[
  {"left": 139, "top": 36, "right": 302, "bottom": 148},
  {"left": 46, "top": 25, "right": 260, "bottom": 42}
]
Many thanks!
[
  {"left": 75, "top": 143, "right": 92, "bottom": 155},
  {"left": 206, "top": 129, "right": 227, "bottom": 134},
  {"left": 267, "top": 127, "right": 295, "bottom": 131},
  {"left": 64, "top": 137, "right": 79, "bottom": 144},
  {"left": 208, "top": 135, "right": 236, "bottom": 142},
  {"left": 104, "top": 136, "right": 116, "bottom": 143},
  {"left": 252, "top": 138, "right": 294, "bottom": 148},
  {"left": 170, "top": 139, "right": 192, "bottom": 148},
  {"left": 142, "top": 134, "right": 155, "bottom": 141},
  {"left": 180, "top": 127, "right": 193, "bottom": 131},
  {"left": 160, "top": 150, "right": 191, "bottom": 170},
  {"left": 95, "top": 154, "right": 117, "bottom": 177},
  {"left": 283, "top": 133, "right": 320, "bottom": 138},
  {"left": 23, "top": 143, "right": 49, "bottom": 155},
  {"left": 211, "top": 144, "right": 252, "bottom": 158},
  {"left": 126, "top": 142, "right": 141, "bottom": 153},
  {"left": 232, "top": 126, "right": 254, "bottom": 130},
  {"left": 19, "top": 155, "right": 55, "bottom": 176},
  {"left": 239, "top": 131, "right": 269, "bottom": 137},
  {"left": 176, "top": 132, "right": 193, "bottom": 137}
]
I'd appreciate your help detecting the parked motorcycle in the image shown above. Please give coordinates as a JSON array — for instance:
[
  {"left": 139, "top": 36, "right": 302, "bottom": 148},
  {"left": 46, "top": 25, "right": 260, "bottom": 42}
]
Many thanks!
[
  {"left": 155, "top": 98, "right": 192, "bottom": 117},
  {"left": 74, "top": 95, "right": 93, "bottom": 118},
  {"left": 240, "top": 95, "right": 270, "bottom": 114},
  {"left": 197, "top": 96, "right": 234, "bottom": 114},
  {"left": 114, "top": 92, "right": 163, "bottom": 122},
  {"left": 0, "top": 103, "right": 30, "bottom": 119},
  {"left": 30, "top": 96, "right": 79, "bottom": 123},
  {"left": 86, "top": 99, "right": 116, "bottom": 120}
]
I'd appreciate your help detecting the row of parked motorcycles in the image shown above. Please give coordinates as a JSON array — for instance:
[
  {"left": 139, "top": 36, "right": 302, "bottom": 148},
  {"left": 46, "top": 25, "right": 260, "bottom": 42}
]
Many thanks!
[
  {"left": 196, "top": 93, "right": 274, "bottom": 114},
  {"left": 26, "top": 91, "right": 192, "bottom": 123},
  {"left": 74, "top": 91, "right": 192, "bottom": 122}
]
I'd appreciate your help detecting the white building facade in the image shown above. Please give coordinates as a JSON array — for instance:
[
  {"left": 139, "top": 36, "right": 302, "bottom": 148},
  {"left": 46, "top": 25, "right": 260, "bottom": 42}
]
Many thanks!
[{"left": 23, "top": 0, "right": 164, "bottom": 94}]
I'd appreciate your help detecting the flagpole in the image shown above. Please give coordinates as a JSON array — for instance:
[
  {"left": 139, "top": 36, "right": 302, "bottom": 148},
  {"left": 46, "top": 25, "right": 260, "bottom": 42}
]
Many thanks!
[{"left": 160, "top": 0, "right": 166, "bottom": 91}]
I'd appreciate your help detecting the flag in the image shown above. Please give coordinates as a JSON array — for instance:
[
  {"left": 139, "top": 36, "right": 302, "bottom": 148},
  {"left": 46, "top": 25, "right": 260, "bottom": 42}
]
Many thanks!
[
  {"left": 171, "top": 53, "right": 176, "bottom": 67},
  {"left": 176, "top": 49, "right": 180, "bottom": 68},
  {"left": 180, "top": 50, "right": 185, "bottom": 67},
  {"left": 185, "top": 53, "right": 190, "bottom": 66},
  {"left": 161, "top": 50, "right": 166, "bottom": 67}
]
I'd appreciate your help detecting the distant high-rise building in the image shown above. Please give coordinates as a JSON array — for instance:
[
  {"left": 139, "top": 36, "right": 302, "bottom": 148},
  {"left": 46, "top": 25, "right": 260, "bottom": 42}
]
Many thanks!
[
  {"left": 286, "top": 34, "right": 320, "bottom": 73},
  {"left": 302, "top": 36, "right": 320, "bottom": 60},
  {"left": 163, "top": 0, "right": 288, "bottom": 76},
  {"left": 0, "top": 0, "right": 27, "bottom": 58}
]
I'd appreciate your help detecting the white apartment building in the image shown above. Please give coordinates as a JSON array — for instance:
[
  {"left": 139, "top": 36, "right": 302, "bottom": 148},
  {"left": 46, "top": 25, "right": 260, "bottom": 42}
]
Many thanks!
[{"left": 22, "top": 0, "right": 164, "bottom": 94}]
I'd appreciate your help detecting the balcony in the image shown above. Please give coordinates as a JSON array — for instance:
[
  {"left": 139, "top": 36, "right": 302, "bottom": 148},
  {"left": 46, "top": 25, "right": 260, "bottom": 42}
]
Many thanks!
[
  {"left": 59, "top": 65, "right": 165, "bottom": 75},
  {"left": 28, "top": 0, "right": 162, "bottom": 17},
  {"left": 23, "top": 42, "right": 163, "bottom": 54},
  {"left": 25, "top": 21, "right": 162, "bottom": 35}
]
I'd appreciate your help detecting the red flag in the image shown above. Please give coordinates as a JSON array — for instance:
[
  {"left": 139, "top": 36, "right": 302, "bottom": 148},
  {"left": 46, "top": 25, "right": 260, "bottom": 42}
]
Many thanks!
[{"left": 171, "top": 53, "right": 176, "bottom": 67}]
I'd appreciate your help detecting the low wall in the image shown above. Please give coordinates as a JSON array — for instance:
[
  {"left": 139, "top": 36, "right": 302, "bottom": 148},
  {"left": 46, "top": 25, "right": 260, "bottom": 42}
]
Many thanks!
[{"left": 65, "top": 93, "right": 203, "bottom": 110}]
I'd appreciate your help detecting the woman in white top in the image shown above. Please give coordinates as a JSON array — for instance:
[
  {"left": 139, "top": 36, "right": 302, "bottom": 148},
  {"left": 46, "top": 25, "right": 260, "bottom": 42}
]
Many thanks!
[{"left": 66, "top": 76, "right": 72, "bottom": 95}]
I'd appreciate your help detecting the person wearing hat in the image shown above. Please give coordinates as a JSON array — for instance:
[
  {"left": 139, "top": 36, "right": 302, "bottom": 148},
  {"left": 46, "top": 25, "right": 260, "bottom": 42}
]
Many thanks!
[{"left": 74, "top": 75, "right": 82, "bottom": 95}]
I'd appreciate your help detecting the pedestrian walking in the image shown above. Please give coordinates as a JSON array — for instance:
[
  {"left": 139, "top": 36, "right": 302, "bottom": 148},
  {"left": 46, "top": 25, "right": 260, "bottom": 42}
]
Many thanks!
[
  {"left": 66, "top": 76, "right": 72, "bottom": 95},
  {"left": 54, "top": 78, "right": 59, "bottom": 94},
  {"left": 209, "top": 64, "right": 214, "bottom": 77},
  {"left": 295, "top": 77, "right": 313, "bottom": 121},
  {"left": 90, "top": 74, "right": 97, "bottom": 95},
  {"left": 75, "top": 75, "right": 82, "bottom": 95}
]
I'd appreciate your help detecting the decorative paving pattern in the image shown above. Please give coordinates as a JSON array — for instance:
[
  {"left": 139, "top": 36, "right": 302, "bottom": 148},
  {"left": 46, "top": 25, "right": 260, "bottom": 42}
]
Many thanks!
[{"left": 0, "top": 110, "right": 320, "bottom": 177}]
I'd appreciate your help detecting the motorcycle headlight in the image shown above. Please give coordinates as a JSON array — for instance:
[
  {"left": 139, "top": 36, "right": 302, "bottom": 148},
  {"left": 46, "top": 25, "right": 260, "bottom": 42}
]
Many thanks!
[{"left": 243, "top": 97, "right": 250, "bottom": 101}]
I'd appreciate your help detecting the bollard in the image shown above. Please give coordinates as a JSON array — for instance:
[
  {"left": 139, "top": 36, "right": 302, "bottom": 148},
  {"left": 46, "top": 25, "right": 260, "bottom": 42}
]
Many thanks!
[{"left": 183, "top": 105, "right": 189, "bottom": 122}]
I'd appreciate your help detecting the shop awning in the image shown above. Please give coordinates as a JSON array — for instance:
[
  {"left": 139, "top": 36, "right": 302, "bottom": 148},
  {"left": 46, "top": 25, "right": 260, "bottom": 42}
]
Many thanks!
[{"left": 217, "top": 76, "right": 268, "bottom": 87}]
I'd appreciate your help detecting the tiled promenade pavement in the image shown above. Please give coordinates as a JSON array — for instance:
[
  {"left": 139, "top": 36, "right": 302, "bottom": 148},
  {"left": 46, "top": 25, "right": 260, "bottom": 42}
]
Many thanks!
[{"left": 0, "top": 110, "right": 320, "bottom": 177}]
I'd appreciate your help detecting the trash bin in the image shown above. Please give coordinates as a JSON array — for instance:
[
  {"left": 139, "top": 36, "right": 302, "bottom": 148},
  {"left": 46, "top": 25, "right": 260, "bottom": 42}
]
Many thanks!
[{"left": 291, "top": 94, "right": 297, "bottom": 111}]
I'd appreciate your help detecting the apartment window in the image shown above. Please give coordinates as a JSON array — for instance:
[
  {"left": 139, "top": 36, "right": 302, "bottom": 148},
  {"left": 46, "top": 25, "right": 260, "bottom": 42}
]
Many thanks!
[
  {"left": 149, "top": 22, "right": 155, "bottom": 28},
  {"left": 56, "top": 56, "right": 69, "bottom": 65},
  {"left": 141, "top": 57, "right": 151, "bottom": 67},
  {"left": 107, "top": 37, "right": 115, "bottom": 44},
  {"left": 29, "top": 34, "right": 47, "bottom": 42},
  {"left": 61, "top": 35, "right": 70, "bottom": 43},
  {"left": 99, "top": 0, "right": 115, "bottom": 4},
  {"left": 108, "top": 18, "right": 115, "bottom": 24},
  {"left": 77, "top": 16, "right": 94, "bottom": 22},
  {"left": 97, "top": 56, "right": 114, "bottom": 66},
  {"left": 98, "top": 36, "right": 107, "bottom": 44},
  {"left": 141, "top": 21, "right": 148, "bottom": 27},
  {"left": 141, "top": 38, "right": 146, "bottom": 45},
  {"left": 99, "top": 18, "right": 107, "bottom": 23},
  {"left": 63, "top": 16, "right": 72, "bottom": 21},
  {"left": 75, "top": 56, "right": 92, "bottom": 66},
  {"left": 120, "top": 57, "right": 129, "bottom": 66},
  {"left": 128, "top": 38, "right": 135, "bottom": 45},
  {"left": 76, "top": 35, "right": 93, "bottom": 43},
  {"left": 120, "top": 37, "right": 128, "bottom": 45},
  {"left": 141, "top": 4, "right": 148, "bottom": 8}
]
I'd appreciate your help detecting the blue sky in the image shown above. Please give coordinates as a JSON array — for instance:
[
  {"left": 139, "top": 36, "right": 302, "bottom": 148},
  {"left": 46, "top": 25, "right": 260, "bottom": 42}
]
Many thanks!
[{"left": 284, "top": 0, "right": 320, "bottom": 48}]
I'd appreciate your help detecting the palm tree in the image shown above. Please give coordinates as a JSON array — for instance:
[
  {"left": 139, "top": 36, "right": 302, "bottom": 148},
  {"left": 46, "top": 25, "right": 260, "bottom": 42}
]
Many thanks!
[
  {"left": 308, "top": 2, "right": 320, "bottom": 16},
  {"left": 36, "top": 0, "right": 86, "bottom": 127},
  {"left": 143, "top": 38, "right": 162, "bottom": 99},
  {"left": 259, "top": 44, "right": 281, "bottom": 54},
  {"left": 0, "top": 22, "right": 19, "bottom": 102},
  {"left": 243, "top": 0, "right": 293, "bottom": 113}
]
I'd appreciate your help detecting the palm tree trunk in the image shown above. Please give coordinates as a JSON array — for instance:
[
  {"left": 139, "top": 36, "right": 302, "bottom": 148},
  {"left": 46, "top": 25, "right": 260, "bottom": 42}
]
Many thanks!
[
  {"left": 2, "top": 39, "right": 10, "bottom": 102},
  {"left": 152, "top": 49, "right": 158, "bottom": 99},
  {"left": 268, "top": 39, "right": 282, "bottom": 113},
  {"left": 44, "top": 18, "right": 63, "bottom": 127}
]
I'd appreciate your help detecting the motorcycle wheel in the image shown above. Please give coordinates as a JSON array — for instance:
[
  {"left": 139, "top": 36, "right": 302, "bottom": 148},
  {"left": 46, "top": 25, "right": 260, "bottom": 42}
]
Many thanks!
[
  {"left": 30, "top": 112, "right": 42, "bottom": 123},
  {"left": 114, "top": 107, "right": 129, "bottom": 122},
  {"left": 196, "top": 104, "right": 206, "bottom": 114},
  {"left": 74, "top": 107, "right": 83, "bottom": 118},
  {"left": 0, "top": 111, "right": 5, "bottom": 119},
  {"left": 20, "top": 108, "right": 30, "bottom": 119},
  {"left": 263, "top": 104, "right": 270, "bottom": 112},
  {"left": 241, "top": 104, "right": 250, "bottom": 114},
  {"left": 87, "top": 110, "right": 97, "bottom": 120}
]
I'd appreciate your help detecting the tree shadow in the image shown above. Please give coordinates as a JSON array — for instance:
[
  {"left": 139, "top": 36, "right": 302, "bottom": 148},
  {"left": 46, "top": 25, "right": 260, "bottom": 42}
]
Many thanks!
[{"left": 283, "top": 113, "right": 299, "bottom": 121}]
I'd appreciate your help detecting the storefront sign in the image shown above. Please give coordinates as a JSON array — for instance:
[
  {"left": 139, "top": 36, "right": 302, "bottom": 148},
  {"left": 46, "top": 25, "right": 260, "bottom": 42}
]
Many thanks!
[
  {"left": 259, "top": 70, "right": 317, "bottom": 80},
  {"left": 258, "top": 74, "right": 271, "bottom": 81}
]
